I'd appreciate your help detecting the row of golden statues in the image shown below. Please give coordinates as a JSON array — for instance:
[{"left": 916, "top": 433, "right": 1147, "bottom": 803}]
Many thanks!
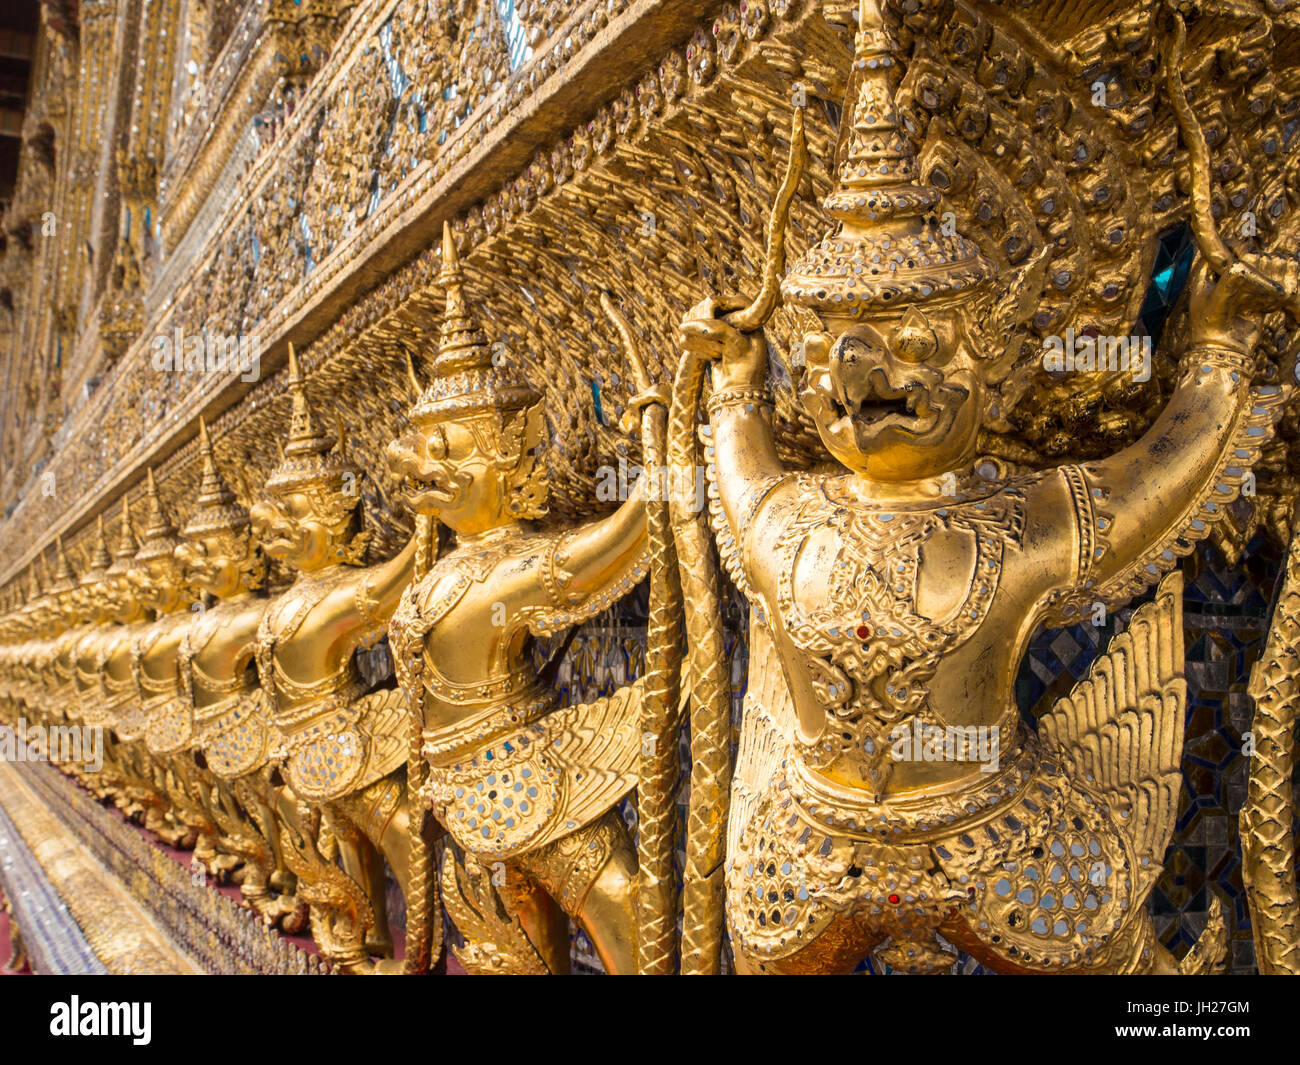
[{"left": 1, "top": 0, "right": 1299, "bottom": 974}]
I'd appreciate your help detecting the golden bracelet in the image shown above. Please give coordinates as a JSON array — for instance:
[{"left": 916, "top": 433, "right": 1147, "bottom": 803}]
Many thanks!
[
  {"left": 705, "top": 386, "right": 774, "bottom": 419},
  {"left": 1179, "top": 343, "right": 1253, "bottom": 376}
]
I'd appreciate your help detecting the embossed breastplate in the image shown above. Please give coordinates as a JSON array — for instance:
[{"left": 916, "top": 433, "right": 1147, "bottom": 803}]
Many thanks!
[
  {"left": 182, "top": 599, "right": 260, "bottom": 704},
  {"left": 134, "top": 615, "right": 185, "bottom": 699},
  {"left": 102, "top": 630, "right": 137, "bottom": 698},
  {"left": 774, "top": 477, "right": 1026, "bottom": 790},
  {"left": 391, "top": 529, "right": 552, "bottom": 762},
  {"left": 256, "top": 574, "right": 362, "bottom": 731}
]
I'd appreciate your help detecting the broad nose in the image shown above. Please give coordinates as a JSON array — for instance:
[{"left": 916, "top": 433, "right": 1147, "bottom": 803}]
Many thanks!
[
  {"left": 386, "top": 433, "right": 431, "bottom": 480},
  {"left": 829, "top": 331, "right": 885, "bottom": 410},
  {"left": 249, "top": 500, "right": 277, "bottom": 537}
]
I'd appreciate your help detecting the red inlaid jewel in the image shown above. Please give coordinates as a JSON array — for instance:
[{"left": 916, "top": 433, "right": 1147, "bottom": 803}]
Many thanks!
[
  {"left": 855, "top": 624, "right": 871, "bottom": 640},
  {"left": 888, "top": 893, "right": 900, "bottom": 904}
]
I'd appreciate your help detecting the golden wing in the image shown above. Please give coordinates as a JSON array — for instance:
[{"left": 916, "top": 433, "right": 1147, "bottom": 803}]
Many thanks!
[
  {"left": 1036, "top": 571, "right": 1186, "bottom": 899},
  {"left": 727, "top": 618, "right": 798, "bottom": 863},
  {"left": 350, "top": 685, "right": 409, "bottom": 784},
  {"left": 441, "top": 849, "right": 550, "bottom": 975},
  {"left": 541, "top": 675, "right": 647, "bottom": 840}
]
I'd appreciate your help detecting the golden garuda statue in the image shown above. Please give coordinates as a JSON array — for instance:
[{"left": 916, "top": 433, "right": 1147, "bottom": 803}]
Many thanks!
[
  {"left": 90, "top": 501, "right": 156, "bottom": 819},
  {"left": 6, "top": 0, "right": 1300, "bottom": 980},
  {"left": 66, "top": 518, "right": 119, "bottom": 792},
  {"left": 249, "top": 343, "right": 418, "bottom": 971},
  {"left": 71, "top": 517, "right": 116, "bottom": 726},
  {"left": 672, "top": 0, "right": 1300, "bottom": 974},
  {"left": 126, "top": 468, "right": 201, "bottom": 848},
  {"left": 43, "top": 537, "right": 84, "bottom": 730},
  {"left": 174, "top": 417, "right": 304, "bottom": 925},
  {"left": 386, "top": 223, "right": 665, "bottom": 975}
]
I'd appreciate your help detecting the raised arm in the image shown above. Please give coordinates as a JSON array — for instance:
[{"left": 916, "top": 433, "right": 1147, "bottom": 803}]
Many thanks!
[
  {"left": 514, "top": 458, "right": 655, "bottom": 642},
  {"left": 677, "top": 297, "right": 789, "bottom": 546},
  {"left": 1043, "top": 256, "right": 1293, "bottom": 621},
  {"left": 1047, "top": 14, "right": 1300, "bottom": 617},
  {"left": 349, "top": 533, "right": 420, "bottom": 648}
]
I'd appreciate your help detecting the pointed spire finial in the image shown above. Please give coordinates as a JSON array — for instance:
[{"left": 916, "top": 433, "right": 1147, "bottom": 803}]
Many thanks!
[
  {"left": 195, "top": 416, "right": 235, "bottom": 509},
  {"left": 137, "top": 467, "right": 180, "bottom": 560},
  {"left": 143, "top": 467, "right": 169, "bottom": 534},
  {"left": 282, "top": 341, "right": 333, "bottom": 458},
  {"left": 781, "top": 0, "right": 994, "bottom": 317},
  {"left": 430, "top": 220, "right": 493, "bottom": 380},
  {"left": 264, "top": 341, "right": 358, "bottom": 500},
  {"left": 184, "top": 416, "right": 249, "bottom": 538},
  {"left": 44, "top": 534, "right": 78, "bottom": 594},
  {"left": 199, "top": 415, "right": 216, "bottom": 469},
  {"left": 53, "top": 535, "right": 75, "bottom": 581},
  {"left": 109, "top": 499, "right": 139, "bottom": 574},
  {"left": 86, "top": 514, "right": 113, "bottom": 574},
  {"left": 406, "top": 222, "right": 539, "bottom": 423}
]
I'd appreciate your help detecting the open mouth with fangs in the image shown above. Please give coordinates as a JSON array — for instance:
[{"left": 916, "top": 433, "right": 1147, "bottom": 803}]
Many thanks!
[
  {"left": 853, "top": 382, "right": 932, "bottom": 426},
  {"left": 401, "top": 469, "right": 470, "bottom": 514},
  {"left": 803, "top": 358, "right": 972, "bottom": 459},
  {"left": 842, "top": 366, "right": 960, "bottom": 435}
]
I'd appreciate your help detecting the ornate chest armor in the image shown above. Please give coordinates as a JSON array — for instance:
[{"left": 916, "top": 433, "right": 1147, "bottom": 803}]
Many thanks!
[
  {"left": 257, "top": 576, "right": 405, "bottom": 804},
  {"left": 183, "top": 600, "right": 273, "bottom": 782},
  {"left": 766, "top": 475, "right": 1026, "bottom": 793},
  {"left": 115, "top": 618, "right": 184, "bottom": 746},
  {"left": 391, "top": 533, "right": 642, "bottom": 863}
]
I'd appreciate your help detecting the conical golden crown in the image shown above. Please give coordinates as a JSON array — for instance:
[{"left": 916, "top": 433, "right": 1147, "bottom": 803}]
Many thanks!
[
  {"left": 136, "top": 467, "right": 182, "bottom": 563},
  {"left": 408, "top": 222, "right": 540, "bottom": 423},
  {"left": 80, "top": 516, "right": 113, "bottom": 581},
  {"left": 26, "top": 561, "right": 43, "bottom": 602},
  {"left": 265, "top": 343, "right": 360, "bottom": 498},
  {"left": 45, "top": 535, "right": 78, "bottom": 594},
  {"left": 782, "top": 0, "right": 994, "bottom": 316},
  {"left": 284, "top": 343, "right": 333, "bottom": 458},
  {"left": 108, "top": 499, "right": 139, "bottom": 575},
  {"left": 183, "top": 417, "right": 250, "bottom": 538},
  {"left": 432, "top": 220, "right": 493, "bottom": 380}
]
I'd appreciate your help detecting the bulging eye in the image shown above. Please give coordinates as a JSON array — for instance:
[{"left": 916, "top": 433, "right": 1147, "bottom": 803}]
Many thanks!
[
  {"left": 426, "top": 425, "right": 448, "bottom": 461},
  {"left": 895, "top": 323, "right": 939, "bottom": 363},
  {"left": 800, "top": 332, "right": 834, "bottom": 369}
]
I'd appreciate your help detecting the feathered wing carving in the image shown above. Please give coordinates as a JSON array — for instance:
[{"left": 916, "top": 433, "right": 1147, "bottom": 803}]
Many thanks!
[
  {"left": 728, "top": 620, "right": 799, "bottom": 863},
  {"left": 441, "top": 851, "right": 550, "bottom": 975},
  {"left": 541, "top": 676, "right": 646, "bottom": 842},
  {"left": 1037, "top": 571, "right": 1186, "bottom": 899},
  {"left": 350, "top": 685, "right": 408, "bottom": 783}
]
